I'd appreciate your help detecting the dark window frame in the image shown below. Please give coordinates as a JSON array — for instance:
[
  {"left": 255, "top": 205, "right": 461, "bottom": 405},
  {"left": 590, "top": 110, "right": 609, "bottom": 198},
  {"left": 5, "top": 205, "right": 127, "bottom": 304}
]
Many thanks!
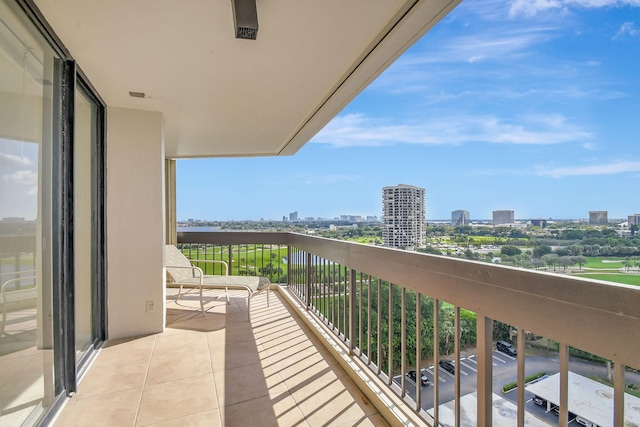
[{"left": 12, "top": 0, "right": 108, "bottom": 416}]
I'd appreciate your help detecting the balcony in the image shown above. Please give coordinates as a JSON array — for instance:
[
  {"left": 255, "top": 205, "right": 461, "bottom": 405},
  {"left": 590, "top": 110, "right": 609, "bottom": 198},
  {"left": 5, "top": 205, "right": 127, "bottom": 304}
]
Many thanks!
[{"left": 55, "top": 231, "right": 640, "bottom": 426}]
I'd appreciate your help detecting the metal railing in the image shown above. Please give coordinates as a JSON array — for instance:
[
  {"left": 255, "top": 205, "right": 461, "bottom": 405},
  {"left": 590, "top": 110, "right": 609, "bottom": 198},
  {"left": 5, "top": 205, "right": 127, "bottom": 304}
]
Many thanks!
[{"left": 177, "top": 231, "right": 640, "bottom": 427}]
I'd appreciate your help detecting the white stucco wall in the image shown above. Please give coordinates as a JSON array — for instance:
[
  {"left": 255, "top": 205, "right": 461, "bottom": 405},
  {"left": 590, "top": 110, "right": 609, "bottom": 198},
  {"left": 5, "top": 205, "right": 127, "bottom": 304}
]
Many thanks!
[{"left": 106, "top": 107, "right": 165, "bottom": 339}]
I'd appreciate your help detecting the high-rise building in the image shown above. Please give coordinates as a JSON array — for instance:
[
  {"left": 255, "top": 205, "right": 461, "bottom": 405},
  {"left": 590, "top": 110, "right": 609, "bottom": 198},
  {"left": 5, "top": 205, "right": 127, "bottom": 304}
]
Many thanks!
[
  {"left": 289, "top": 211, "right": 298, "bottom": 221},
  {"left": 382, "top": 184, "right": 426, "bottom": 250},
  {"left": 629, "top": 214, "right": 640, "bottom": 226},
  {"left": 451, "top": 210, "right": 470, "bottom": 226},
  {"left": 492, "top": 210, "right": 514, "bottom": 225},
  {"left": 589, "top": 211, "right": 608, "bottom": 225}
]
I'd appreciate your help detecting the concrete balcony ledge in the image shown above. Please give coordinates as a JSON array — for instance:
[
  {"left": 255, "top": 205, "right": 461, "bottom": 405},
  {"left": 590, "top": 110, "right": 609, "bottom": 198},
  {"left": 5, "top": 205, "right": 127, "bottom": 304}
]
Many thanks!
[{"left": 52, "top": 286, "right": 389, "bottom": 427}]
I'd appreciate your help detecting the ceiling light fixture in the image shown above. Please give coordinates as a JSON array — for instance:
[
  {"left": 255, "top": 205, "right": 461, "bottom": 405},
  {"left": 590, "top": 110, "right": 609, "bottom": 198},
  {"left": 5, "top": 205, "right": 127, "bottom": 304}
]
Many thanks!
[{"left": 231, "top": 0, "right": 258, "bottom": 40}]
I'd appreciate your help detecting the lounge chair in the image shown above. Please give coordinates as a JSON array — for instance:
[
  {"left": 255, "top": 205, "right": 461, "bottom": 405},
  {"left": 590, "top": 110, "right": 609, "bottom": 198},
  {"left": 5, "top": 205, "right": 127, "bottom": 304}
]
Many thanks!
[
  {"left": 1, "top": 270, "right": 37, "bottom": 336},
  {"left": 165, "top": 245, "right": 270, "bottom": 320}
]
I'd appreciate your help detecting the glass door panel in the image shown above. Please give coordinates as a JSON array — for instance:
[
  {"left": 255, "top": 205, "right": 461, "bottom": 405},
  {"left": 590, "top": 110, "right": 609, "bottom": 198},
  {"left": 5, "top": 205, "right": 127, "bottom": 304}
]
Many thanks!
[{"left": 0, "top": 0, "right": 57, "bottom": 423}]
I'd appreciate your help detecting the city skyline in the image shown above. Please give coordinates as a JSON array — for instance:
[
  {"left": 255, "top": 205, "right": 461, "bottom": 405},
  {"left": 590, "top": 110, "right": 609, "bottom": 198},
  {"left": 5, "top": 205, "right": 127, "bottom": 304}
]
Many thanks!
[{"left": 177, "top": 0, "right": 640, "bottom": 221}]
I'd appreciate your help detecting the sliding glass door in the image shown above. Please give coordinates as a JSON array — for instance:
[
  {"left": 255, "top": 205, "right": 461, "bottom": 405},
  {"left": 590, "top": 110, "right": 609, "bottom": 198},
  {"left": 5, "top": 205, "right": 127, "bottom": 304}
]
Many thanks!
[
  {"left": 0, "top": 0, "right": 57, "bottom": 423},
  {"left": 0, "top": 0, "right": 105, "bottom": 424}
]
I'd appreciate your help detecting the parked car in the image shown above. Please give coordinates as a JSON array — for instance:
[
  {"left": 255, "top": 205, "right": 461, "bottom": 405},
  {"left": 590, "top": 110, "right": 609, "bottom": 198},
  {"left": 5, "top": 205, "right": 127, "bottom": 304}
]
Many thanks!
[
  {"left": 575, "top": 416, "right": 594, "bottom": 427},
  {"left": 532, "top": 395, "right": 546, "bottom": 406},
  {"left": 407, "top": 370, "right": 429, "bottom": 386},
  {"left": 439, "top": 360, "right": 455, "bottom": 374},
  {"left": 496, "top": 340, "right": 517, "bottom": 356}
]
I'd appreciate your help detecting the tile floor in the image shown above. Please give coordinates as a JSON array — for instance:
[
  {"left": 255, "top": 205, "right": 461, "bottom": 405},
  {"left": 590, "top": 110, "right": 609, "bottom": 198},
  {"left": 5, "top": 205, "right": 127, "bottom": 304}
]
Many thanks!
[{"left": 53, "top": 287, "right": 389, "bottom": 426}]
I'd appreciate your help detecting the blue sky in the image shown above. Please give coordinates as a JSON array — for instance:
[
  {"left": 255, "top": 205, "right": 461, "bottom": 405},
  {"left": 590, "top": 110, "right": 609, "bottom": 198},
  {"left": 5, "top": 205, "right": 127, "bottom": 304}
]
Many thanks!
[{"left": 178, "top": 0, "right": 640, "bottom": 221}]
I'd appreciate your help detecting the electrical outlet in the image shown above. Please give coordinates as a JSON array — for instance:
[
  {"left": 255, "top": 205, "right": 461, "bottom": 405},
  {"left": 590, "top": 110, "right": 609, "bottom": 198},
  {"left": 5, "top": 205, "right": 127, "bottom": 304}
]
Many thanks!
[{"left": 146, "top": 301, "right": 155, "bottom": 312}]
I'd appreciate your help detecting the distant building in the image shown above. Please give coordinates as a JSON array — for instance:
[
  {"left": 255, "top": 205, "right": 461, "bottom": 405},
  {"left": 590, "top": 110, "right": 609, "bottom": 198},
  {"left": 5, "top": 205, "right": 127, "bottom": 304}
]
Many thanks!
[
  {"left": 629, "top": 214, "right": 640, "bottom": 226},
  {"left": 492, "top": 210, "right": 514, "bottom": 225},
  {"left": 451, "top": 210, "right": 470, "bottom": 226},
  {"left": 289, "top": 211, "right": 298, "bottom": 221},
  {"left": 589, "top": 211, "right": 608, "bottom": 225},
  {"left": 382, "top": 184, "right": 426, "bottom": 250},
  {"left": 530, "top": 219, "right": 547, "bottom": 228}
]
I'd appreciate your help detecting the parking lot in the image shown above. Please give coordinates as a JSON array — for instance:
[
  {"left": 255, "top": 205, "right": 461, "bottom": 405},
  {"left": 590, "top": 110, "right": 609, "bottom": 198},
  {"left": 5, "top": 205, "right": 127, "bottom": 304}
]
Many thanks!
[{"left": 392, "top": 349, "right": 638, "bottom": 425}]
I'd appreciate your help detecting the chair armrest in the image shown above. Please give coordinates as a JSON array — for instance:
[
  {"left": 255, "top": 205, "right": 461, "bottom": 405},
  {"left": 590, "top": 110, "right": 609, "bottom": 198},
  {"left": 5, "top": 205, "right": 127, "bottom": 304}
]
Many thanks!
[
  {"left": 188, "top": 259, "right": 229, "bottom": 276},
  {"left": 166, "top": 265, "right": 205, "bottom": 283},
  {"left": 2, "top": 275, "right": 38, "bottom": 302}
]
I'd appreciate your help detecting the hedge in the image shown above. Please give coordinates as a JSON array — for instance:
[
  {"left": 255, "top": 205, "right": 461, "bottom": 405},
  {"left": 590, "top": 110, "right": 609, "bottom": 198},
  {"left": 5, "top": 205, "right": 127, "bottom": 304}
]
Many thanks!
[{"left": 502, "top": 372, "right": 547, "bottom": 393}]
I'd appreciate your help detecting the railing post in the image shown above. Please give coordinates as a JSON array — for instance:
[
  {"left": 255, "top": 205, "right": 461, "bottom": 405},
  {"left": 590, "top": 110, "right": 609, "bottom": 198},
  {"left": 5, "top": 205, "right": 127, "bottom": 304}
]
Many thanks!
[
  {"left": 227, "top": 246, "right": 233, "bottom": 276},
  {"left": 349, "top": 269, "right": 356, "bottom": 355},
  {"left": 433, "top": 299, "right": 440, "bottom": 425},
  {"left": 476, "top": 314, "right": 493, "bottom": 427},
  {"left": 517, "top": 327, "right": 525, "bottom": 427},
  {"left": 286, "top": 245, "right": 291, "bottom": 286},
  {"left": 614, "top": 361, "right": 625, "bottom": 427},
  {"left": 415, "top": 292, "right": 422, "bottom": 412},
  {"left": 559, "top": 344, "right": 569, "bottom": 427},
  {"left": 454, "top": 306, "right": 460, "bottom": 427},
  {"left": 305, "top": 252, "right": 312, "bottom": 310},
  {"left": 401, "top": 287, "right": 406, "bottom": 397}
]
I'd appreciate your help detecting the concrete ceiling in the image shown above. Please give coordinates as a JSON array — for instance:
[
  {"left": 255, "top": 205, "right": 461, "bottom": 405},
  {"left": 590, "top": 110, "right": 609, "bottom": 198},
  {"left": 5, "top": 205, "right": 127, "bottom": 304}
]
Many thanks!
[{"left": 34, "top": 0, "right": 460, "bottom": 159}]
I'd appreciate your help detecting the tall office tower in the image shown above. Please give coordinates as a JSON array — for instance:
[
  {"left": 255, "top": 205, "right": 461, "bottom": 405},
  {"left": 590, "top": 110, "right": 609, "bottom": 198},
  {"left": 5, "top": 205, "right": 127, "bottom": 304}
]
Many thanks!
[
  {"left": 492, "top": 210, "right": 514, "bottom": 225},
  {"left": 382, "top": 184, "right": 426, "bottom": 250},
  {"left": 289, "top": 211, "right": 298, "bottom": 221},
  {"left": 589, "top": 211, "right": 608, "bottom": 225},
  {"left": 629, "top": 214, "right": 640, "bottom": 226},
  {"left": 451, "top": 210, "right": 470, "bottom": 226}
]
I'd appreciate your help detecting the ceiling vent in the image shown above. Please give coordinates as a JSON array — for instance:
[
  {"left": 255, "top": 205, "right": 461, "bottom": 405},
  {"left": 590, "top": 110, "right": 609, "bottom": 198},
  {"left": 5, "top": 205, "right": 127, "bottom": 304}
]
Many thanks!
[{"left": 231, "top": 0, "right": 258, "bottom": 40}]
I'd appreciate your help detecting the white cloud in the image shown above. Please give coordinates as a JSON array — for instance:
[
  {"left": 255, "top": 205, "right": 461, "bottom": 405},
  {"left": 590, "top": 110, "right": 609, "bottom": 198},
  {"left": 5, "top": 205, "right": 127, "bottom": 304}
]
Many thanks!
[
  {"left": 0, "top": 152, "right": 33, "bottom": 167},
  {"left": 509, "top": 0, "right": 640, "bottom": 17},
  {"left": 312, "top": 113, "right": 592, "bottom": 147},
  {"left": 613, "top": 22, "right": 640, "bottom": 39},
  {"left": 3, "top": 170, "right": 37, "bottom": 186},
  {"left": 535, "top": 160, "right": 640, "bottom": 178},
  {"left": 394, "top": 26, "right": 555, "bottom": 67}
]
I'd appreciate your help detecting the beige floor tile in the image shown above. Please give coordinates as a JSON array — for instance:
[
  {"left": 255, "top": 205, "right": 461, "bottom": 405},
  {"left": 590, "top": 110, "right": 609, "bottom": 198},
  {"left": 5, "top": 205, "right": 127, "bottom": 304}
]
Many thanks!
[
  {"left": 221, "top": 393, "right": 307, "bottom": 427},
  {"left": 75, "top": 357, "right": 149, "bottom": 398},
  {"left": 290, "top": 376, "right": 378, "bottom": 427},
  {"left": 146, "top": 350, "right": 212, "bottom": 385},
  {"left": 349, "top": 413, "right": 390, "bottom": 427},
  {"left": 135, "top": 374, "right": 217, "bottom": 426},
  {"left": 93, "top": 335, "right": 155, "bottom": 368},
  {"left": 138, "top": 409, "right": 221, "bottom": 427},
  {"left": 164, "top": 311, "right": 227, "bottom": 334},
  {"left": 212, "top": 361, "right": 286, "bottom": 408},
  {"left": 53, "top": 387, "right": 142, "bottom": 427},
  {"left": 206, "top": 322, "right": 253, "bottom": 347},
  {"left": 151, "top": 331, "right": 209, "bottom": 357},
  {"left": 209, "top": 339, "right": 268, "bottom": 372}
]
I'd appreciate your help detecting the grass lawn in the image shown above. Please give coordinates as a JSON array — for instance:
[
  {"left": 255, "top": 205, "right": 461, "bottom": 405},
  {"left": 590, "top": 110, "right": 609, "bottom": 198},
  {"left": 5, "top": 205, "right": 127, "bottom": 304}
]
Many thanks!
[
  {"left": 573, "top": 273, "right": 640, "bottom": 286},
  {"left": 583, "top": 257, "right": 625, "bottom": 269},
  {"left": 182, "top": 245, "right": 288, "bottom": 276}
]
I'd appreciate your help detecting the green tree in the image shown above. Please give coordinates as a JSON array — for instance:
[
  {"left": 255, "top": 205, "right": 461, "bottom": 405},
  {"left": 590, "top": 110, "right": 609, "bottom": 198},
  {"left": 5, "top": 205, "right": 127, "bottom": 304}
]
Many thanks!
[
  {"left": 532, "top": 244, "right": 552, "bottom": 258},
  {"left": 501, "top": 245, "right": 522, "bottom": 256},
  {"left": 571, "top": 256, "right": 587, "bottom": 270}
]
